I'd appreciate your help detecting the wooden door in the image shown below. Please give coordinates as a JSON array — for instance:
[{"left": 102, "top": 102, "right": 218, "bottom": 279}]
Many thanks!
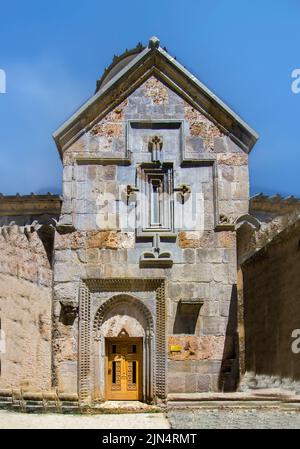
[{"left": 106, "top": 338, "right": 143, "bottom": 401}]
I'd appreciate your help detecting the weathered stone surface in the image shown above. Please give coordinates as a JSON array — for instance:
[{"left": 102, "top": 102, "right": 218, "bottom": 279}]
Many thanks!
[
  {"left": 55, "top": 231, "right": 86, "bottom": 250},
  {"left": 168, "top": 336, "right": 225, "bottom": 361},
  {"left": 53, "top": 262, "right": 85, "bottom": 283},
  {"left": 0, "top": 228, "right": 52, "bottom": 286},
  {"left": 184, "top": 103, "right": 223, "bottom": 150},
  {"left": 86, "top": 231, "right": 134, "bottom": 249},
  {"left": 178, "top": 231, "right": 215, "bottom": 249},
  {"left": 0, "top": 273, "right": 51, "bottom": 391},
  {"left": 53, "top": 282, "right": 78, "bottom": 302},
  {"left": 143, "top": 77, "right": 168, "bottom": 104},
  {"left": 217, "top": 154, "right": 248, "bottom": 166},
  {"left": 216, "top": 232, "right": 236, "bottom": 249}
]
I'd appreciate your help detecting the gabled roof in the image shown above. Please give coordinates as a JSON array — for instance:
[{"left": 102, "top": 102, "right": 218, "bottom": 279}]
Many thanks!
[{"left": 53, "top": 36, "right": 259, "bottom": 159}]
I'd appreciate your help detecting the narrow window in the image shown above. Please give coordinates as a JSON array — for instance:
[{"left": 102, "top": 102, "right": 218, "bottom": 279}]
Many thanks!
[
  {"left": 137, "top": 165, "right": 174, "bottom": 235},
  {"left": 112, "top": 361, "right": 117, "bottom": 384},
  {"left": 150, "top": 178, "right": 162, "bottom": 226},
  {"left": 132, "top": 361, "right": 137, "bottom": 384},
  {"left": 112, "top": 344, "right": 117, "bottom": 354},
  {"left": 132, "top": 344, "right": 136, "bottom": 354}
]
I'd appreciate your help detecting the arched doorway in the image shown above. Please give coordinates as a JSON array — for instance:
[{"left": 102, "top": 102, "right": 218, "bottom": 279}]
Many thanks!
[{"left": 92, "top": 294, "right": 154, "bottom": 402}]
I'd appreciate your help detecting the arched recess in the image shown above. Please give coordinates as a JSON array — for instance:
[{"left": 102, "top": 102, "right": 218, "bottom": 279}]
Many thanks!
[{"left": 92, "top": 294, "right": 155, "bottom": 403}]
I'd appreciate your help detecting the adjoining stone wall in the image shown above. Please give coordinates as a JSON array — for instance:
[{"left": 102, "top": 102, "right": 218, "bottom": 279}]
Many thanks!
[
  {"left": 0, "top": 225, "right": 52, "bottom": 391},
  {"left": 242, "top": 227, "right": 300, "bottom": 390}
]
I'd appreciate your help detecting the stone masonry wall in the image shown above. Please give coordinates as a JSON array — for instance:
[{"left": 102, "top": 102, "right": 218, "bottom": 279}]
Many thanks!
[
  {"left": 0, "top": 225, "right": 52, "bottom": 391},
  {"left": 242, "top": 230, "right": 300, "bottom": 390},
  {"left": 54, "top": 76, "right": 249, "bottom": 396}
]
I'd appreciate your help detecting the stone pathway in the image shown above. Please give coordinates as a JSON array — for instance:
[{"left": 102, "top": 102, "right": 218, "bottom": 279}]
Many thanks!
[
  {"left": 0, "top": 411, "right": 170, "bottom": 429},
  {"left": 168, "top": 408, "right": 300, "bottom": 429},
  {"left": 2, "top": 407, "right": 300, "bottom": 429}
]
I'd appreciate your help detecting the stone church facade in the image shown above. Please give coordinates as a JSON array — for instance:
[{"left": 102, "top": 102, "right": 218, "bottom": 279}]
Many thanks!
[{"left": 0, "top": 37, "right": 299, "bottom": 406}]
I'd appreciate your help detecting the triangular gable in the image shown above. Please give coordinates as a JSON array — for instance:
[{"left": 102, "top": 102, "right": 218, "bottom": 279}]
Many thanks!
[{"left": 53, "top": 36, "right": 258, "bottom": 158}]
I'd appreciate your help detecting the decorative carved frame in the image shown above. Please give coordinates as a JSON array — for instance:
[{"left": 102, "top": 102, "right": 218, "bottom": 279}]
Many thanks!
[{"left": 78, "top": 278, "right": 166, "bottom": 405}]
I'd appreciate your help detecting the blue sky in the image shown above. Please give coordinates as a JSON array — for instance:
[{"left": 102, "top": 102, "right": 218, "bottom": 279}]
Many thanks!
[{"left": 0, "top": 0, "right": 299, "bottom": 196}]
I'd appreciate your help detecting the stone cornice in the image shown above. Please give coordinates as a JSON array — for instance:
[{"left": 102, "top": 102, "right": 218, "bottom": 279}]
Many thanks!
[
  {"left": 0, "top": 194, "right": 62, "bottom": 216},
  {"left": 250, "top": 193, "right": 300, "bottom": 216}
]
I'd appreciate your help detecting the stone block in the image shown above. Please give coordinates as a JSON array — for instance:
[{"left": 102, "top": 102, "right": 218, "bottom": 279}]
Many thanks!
[
  {"left": 86, "top": 231, "right": 134, "bottom": 249},
  {"left": 168, "top": 282, "right": 183, "bottom": 300},
  {"left": 168, "top": 335, "right": 225, "bottom": 361},
  {"left": 168, "top": 360, "right": 194, "bottom": 374},
  {"left": 200, "top": 300, "right": 219, "bottom": 317},
  {"left": 210, "top": 283, "right": 233, "bottom": 301},
  {"left": 55, "top": 231, "right": 86, "bottom": 251},
  {"left": 75, "top": 213, "right": 98, "bottom": 230},
  {"left": 63, "top": 181, "right": 73, "bottom": 199},
  {"left": 201, "top": 317, "right": 227, "bottom": 336},
  {"left": 184, "top": 374, "right": 198, "bottom": 393},
  {"left": 180, "top": 282, "right": 210, "bottom": 300},
  {"left": 217, "top": 154, "right": 248, "bottom": 166},
  {"left": 196, "top": 360, "right": 222, "bottom": 375},
  {"left": 210, "top": 374, "right": 220, "bottom": 392},
  {"left": 53, "top": 282, "right": 78, "bottom": 302},
  {"left": 214, "top": 136, "right": 243, "bottom": 154},
  {"left": 63, "top": 165, "right": 73, "bottom": 182},
  {"left": 54, "top": 249, "right": 78, "bottom": 263},
  {"left": 216, "top": 232, "right": 236, "bottom": 249},
  {"left": 86, "top": 248, "right": 100, "bottom": 263},
  {"left": 74, "top": 181, "right": 87, "bottom": 200},
  {"left": 232, "top": 181, "right": 249, "bottom": 200},
  {"left": 85, "top": 265, "right": 104, "bottom": 278},
  {"left": 197, "top": 374, "right": 211, "bottom": 392},
  {"left": 54, "top": 262, "right": 85, "bottom": 283},
  {"left": 219, "top": 300, "right": 231, "bottom": 317},
  {"left": 196, "top": 248, "right": 223, "bottom": 263},
  {"left": 167, "top": 375, "right": 186, "bottom": 394},
  {"left": 102, "top": 165, "right": 116, "bottom": 181},
  {"left": 74, "top": 165, "right": 88, "bottom": 182},
  {"left": 61, "top": 199, "right": 72, "bottom": 214},
  {"left": 178, "top": 231, "right": 215, "bottom": 249},
  {"left": 212, "top": 264, "right": 228, "bottom": 283},
  {"left": 183, "top": 249, "right": 196, "bottom": 264}
]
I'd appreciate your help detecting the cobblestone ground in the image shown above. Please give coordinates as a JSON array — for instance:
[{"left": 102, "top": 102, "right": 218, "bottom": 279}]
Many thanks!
[
  {"left": 0, "top": 411, "right": 170, "bottom": 429},
  {"left": 168, "top": 408, "right": 300, "bottom": 429}
]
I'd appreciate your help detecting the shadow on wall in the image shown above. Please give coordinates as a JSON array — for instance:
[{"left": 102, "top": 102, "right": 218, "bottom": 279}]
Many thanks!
[
  {"left": 242, "top": 234, "right": 300, "bottom": 384},
  {"left": 218, "top": 284, "right": 240, "bottom": 392},
  {"left": 173, "top": 302, "right": 201, "bottom": 334}
]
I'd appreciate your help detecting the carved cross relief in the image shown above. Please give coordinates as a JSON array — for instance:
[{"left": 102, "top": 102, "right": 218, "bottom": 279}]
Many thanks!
[
  {"left": 125, "top": 133, "right": 191, "bottom": 267},
  {"left": 148, "top": 135, "right": 163, "bottom": 163}
]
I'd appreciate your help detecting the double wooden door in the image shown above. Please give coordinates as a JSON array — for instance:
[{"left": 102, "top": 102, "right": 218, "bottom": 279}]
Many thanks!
[{"left": 106, "top": 338, "right": 143, "bottom": 401}]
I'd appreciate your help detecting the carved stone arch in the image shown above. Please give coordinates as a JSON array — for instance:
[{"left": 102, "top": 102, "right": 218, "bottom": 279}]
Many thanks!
[
  {"left": 92, "top": 293, "right": 156, "bottom": 404},
  {"left": 93, "top": 293, "right": 154, "bottom": 338},
  {"left": 235, "top": 213, "right": 261, "bottom": 231}
]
